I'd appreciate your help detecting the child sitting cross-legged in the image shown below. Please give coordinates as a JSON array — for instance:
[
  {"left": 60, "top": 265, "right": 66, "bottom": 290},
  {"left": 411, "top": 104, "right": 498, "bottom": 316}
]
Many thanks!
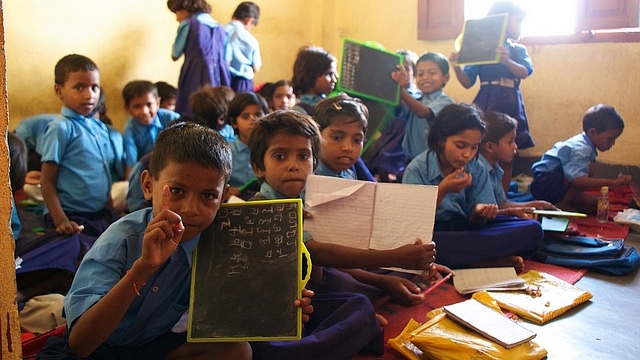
[{"left": 37, "top": 121, "right": 313, "bottom": 359}]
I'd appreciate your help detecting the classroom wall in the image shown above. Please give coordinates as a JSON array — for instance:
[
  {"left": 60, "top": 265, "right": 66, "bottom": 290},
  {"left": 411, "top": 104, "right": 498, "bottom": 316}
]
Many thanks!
[{"left": 4, "top": 0, "right": 639, "bottom": 166}]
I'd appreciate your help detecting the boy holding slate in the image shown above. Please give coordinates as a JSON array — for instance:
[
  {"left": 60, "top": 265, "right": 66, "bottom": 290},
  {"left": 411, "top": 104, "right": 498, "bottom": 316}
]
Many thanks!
[
  {"left": 38, "top": 121, "right": 313, "bottom": 359},
  {"left": 391, "top": 52, "right": 454, "bottom": 161}
]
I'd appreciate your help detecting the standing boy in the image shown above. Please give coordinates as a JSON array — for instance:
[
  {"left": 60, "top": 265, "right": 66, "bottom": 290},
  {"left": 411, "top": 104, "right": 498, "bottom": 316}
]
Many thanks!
[
  {"left": 121, "top": 80, "right": 180, "bottom": 178},
  {"left": 38, "top": 121, "right": 313, "bottom": 359},
  {"left": 225, "top": 1, "right": 262, "bottom": 93},
  {"left": 40, "top": 54, "right": 123, "bottom": 236},
  {"left": 391, "top": 52, "right": 454, "bottom": 161},
  {"left": 530, "top": 104, "right": 632, "bottom": 214}
]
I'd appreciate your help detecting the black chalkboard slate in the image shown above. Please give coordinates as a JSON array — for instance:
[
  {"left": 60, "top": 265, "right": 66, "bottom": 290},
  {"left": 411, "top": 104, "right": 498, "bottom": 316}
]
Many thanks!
[
  {"left": 337, "top": 38, "right": 402, "bottom": 106},
  {"left": 188, "top": 198, "right": 310, "bottom": 342},
  {"left": 456, "top": 14, "right": 508, "bottom": 66}
]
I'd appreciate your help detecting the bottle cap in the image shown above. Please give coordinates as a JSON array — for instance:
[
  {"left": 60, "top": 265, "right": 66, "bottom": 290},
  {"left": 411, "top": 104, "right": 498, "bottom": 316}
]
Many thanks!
[{"left": 601, "top": 186, "right": 609, "bottom": 193}]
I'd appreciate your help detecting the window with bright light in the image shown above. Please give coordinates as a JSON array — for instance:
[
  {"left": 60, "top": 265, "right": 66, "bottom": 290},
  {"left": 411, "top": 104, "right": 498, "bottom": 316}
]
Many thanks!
[{"left": 466, "top": 0, "right": 577, "bottom": 37}]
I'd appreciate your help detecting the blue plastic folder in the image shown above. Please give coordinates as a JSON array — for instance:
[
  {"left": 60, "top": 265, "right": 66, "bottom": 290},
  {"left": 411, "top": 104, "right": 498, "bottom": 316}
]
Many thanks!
[{"left": 188, "top": 199, "right": 311, "bottom": 342}]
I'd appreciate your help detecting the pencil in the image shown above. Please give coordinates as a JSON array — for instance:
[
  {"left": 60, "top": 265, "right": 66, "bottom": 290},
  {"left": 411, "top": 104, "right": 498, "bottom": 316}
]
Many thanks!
[{"left": 423, "top": 273, "right": 453, "bottom": 295}]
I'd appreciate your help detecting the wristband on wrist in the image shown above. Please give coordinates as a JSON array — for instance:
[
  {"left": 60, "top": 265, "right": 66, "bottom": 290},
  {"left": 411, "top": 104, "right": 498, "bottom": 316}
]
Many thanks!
[{"left": 125, "top": 270, "right": 146, "bottom": 297}]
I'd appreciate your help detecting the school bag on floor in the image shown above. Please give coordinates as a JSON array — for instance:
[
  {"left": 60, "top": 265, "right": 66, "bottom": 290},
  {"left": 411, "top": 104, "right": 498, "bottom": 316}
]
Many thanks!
[{"left": 534, "top": 234, "right": 640, "bottom": 276}]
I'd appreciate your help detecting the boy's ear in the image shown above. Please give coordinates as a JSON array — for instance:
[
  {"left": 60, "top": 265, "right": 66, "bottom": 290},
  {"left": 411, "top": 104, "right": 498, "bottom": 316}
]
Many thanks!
[
  {"left": 251, "top": 163, "right": 265, "bottom": 179},
  {"left": 140, "top": 169, "right": 154, "bottom": 201},
  {"left": 586, "top": 127, "right": 598, "bottom": 138},
  {"left": 442, "top": 73, "right": 450, "bottom": 86},
  {"left": 54, "top": 84, "right": 63, "bottom": 100}
]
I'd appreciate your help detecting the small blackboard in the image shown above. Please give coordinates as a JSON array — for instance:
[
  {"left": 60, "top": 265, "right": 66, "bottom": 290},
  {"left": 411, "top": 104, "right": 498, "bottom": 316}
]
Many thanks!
[
  {"left": 337, "top": 38, "right": 402, "bottom": 106},
  {"left": 456, "top": 14, "right": 508, "bottom": 66},
  {"left": 188, "top": 199, "right": 310, "bottom": 342}
]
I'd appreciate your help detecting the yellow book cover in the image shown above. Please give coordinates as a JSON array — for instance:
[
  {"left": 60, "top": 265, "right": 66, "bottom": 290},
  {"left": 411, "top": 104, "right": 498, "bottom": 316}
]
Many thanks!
[{"left": 484, "top": 270, "right": 593, "bottom": 324}]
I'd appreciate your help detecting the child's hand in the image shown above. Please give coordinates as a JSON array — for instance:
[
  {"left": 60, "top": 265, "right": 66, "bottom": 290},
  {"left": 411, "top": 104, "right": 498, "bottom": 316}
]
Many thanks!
[
  {"left": 531, "top": 200, "right": 558, "bottom": 211},
  {"left": 55, "top": 220, "right": 84, "bottom": 235},
  {"left": 449, "top": 51, "right": 460, "bottom": 67},
  {"left": 613, "top": 175, "right": 632, "bottom": 186},
  {"left": 140, "top": 186, "right": 185, "bottom": 272},
  {"left": 392, "top": 238, "right": 436, "bottom": 270},
  {"left": 294, "top": 289, "right": 314, "bottom": 325},
  {"left": 391, "top": 64, "right": 409, "bottom": 88},
  {"left": 497, "top": 46, "right": 511, "bottom": 64},
  {"left": 420, "top": 263, "right": 454, "bottom": 286},
  {"left": 378, "top": 275, "right": 427, "bottom": 307},
  {"left": 474, "top": 203, "right": 498, "bottom": 220},
  {"left": 505, "top": 206, "right": 536, "bottom": 219},
  {"left": 25, "top": 170, "right": 42, "bottom": 185},
  {"left": 440, "top": 167, "right": 472, "bottom": 195}
]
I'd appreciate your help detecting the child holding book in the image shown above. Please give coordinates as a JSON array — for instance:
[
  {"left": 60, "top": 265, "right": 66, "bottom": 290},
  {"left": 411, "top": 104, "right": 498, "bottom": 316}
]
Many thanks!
[{"left": 37, "top": 121, "right": 313, "bottom": 359}]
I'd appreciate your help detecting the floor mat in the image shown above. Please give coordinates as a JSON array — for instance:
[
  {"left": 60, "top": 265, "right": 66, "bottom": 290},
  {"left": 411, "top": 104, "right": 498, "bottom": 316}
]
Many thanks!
[{"left": 352, "top": 259, "right": 587, "bottom": 360}]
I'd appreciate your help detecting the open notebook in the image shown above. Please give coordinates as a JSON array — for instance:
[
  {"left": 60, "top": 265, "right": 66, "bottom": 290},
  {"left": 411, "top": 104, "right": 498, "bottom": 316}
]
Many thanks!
[{"left": 452, "top": 267, "right": 526, "bottom": 295}]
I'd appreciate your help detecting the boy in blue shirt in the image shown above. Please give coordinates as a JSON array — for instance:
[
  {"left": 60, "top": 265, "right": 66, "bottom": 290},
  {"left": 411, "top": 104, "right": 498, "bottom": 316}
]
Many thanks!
[
  {"left": 391, "top": 52, "right": 454, "bottom": 161},
  {"left": 531, "top": 104, "right": 632, "bottom": 214},
  {"left": 121, "top": 80, "right": 180, "bottom": 179},
  {"left": 226, "top": 1, "right": 262, "bottom": 93},
  {"left": 40, "top": 54, "right": 123, "bottom": 236},
  {"left": 38, "top": 121, "right": 313, "bottom": 359}
]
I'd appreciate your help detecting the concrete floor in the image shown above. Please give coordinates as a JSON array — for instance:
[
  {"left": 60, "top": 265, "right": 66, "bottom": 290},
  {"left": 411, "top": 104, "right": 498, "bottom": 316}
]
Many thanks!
[{"left": 518, "top": 230, "right": 640, "bottom": 359}]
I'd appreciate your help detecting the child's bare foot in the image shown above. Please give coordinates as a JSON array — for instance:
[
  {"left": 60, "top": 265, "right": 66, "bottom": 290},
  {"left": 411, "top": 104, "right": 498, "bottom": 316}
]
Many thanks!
[
  {"left": 472, "top": 255, "right": 525, "bottom": 273},
  {"left": 375, "top": 313, "right": 389, "bottom": 327}
]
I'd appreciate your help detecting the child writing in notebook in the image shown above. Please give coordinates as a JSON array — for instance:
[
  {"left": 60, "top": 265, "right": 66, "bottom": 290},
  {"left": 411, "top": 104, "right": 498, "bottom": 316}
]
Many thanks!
[
  {"left": 479, "top": 111, "right": 557, "bottom": 216},
  {"left": 167, "top": 0, "right": 230, "bottom": 115},
  {"left": 403, "top": 103, "right": 542, "bottom": 272},
  {"left": 40, "top": 54, "right": 123, "bottom": 236},
  {"left": 530, "top": 104, "right": 632, "bottom": 214},
  {"left": 38, "top": 121, "right": 313, "bottom": 359},
  {"left": 291, "top": 45, "right": 338, "bottom": 115},
  {"left": 391, "top": 52, "right": 454, "bottom": 161}
]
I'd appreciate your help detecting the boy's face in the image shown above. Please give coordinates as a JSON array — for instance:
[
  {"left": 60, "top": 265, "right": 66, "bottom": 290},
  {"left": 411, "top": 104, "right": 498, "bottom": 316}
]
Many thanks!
[
  {"left": 320, "top": 116, "right": 364, "bottom": 173},
  {"left": 127, "top": 92, "right": 159, "bottom": 126},
  {"left": 415, "top": 60, "right": 449, "bottom": 95},
  {"left": 252, "top": 131, "right": 314, "bottom": 198},
  {"left": 310, "top": 62, "right": 338, "bottom": 96},
  {"left": 234, "top": 104, "right": 264, "bottom": 144},
  {"left": 159, "top": 97, "right": 177, "bottom": 112},
  {"left": 141, "top": 160, "right": 228, "bottom": 242},
  {"left": 54, "top": 70, "right": 100, "bottom": 117},
  {"left": 507, "top": 14, "right": 525, "bottom": 39},
  {"left": 402, "top": 58, "right": 415, "bottom": 86},
  {"left": 589, "top": 128, "right": 623, "bottom": 152},
  {"left": 272, "top": 84, "right": 294, "bottom": 111},
  {"left": 491, "top": 129, "right": 518, "bottom": 163}
]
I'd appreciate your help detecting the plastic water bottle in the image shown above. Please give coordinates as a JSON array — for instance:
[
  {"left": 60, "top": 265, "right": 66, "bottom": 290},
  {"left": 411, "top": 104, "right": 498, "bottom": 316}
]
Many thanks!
[{"left": 596, "top": 186, "right": 609, "bottom": 223}]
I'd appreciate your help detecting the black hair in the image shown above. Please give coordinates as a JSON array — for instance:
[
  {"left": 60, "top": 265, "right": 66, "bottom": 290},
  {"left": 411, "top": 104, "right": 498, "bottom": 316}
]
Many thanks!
[
  {"left": 482, "top": 111, "right": 517, "bottom": 143},
  {"left": 427, "top": 103, "right": 485, "bottom": 153},
  {"left": 249, "top": 110, "right": 322, "bottom": 174},
  {"left": 313, "top": 93, "right": 369, "bottom": 134},
  {"left": 189, "top": 85, "right": 228, "bottom": 130},
  {"left": 227, "top": 92, "right": 268, "bottom": 133},
  {"left": 233, "top": 2, "right": 260, "bottom": 25},
  {"left": 8, "top": 132, "right": 27, "bottom": 195},
  {"left": 167, "top": 0, "right": 211, "bottom": 13},
  {"left": 54, "top": 54, "right": 99, "bottom": 85},
  {"left": 582, "top": 104, "right": 625, "bottom": 133},
  {"left": 291, "top": 46, "right": 337, "bottom": 95},
  {"left": 122, "top": 80, "right": 158, "bottom": 108},
  {"left": 155, "top": 81, "right": 177, "bottom": 101},
  {"left": 487, "top": 1, "right": 527, "bottom": 17},
  {"left": 148, "top": 120, "right": 232, "bottom": 181},
  {"left": 417, "top": 52, "right": 450, "bottom": 76}
]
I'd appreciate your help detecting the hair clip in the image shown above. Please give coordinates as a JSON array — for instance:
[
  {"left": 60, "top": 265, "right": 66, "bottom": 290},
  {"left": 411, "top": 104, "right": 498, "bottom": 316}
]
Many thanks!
[{"left": 333, "top": 103, "right": 343, "bottom": 110}]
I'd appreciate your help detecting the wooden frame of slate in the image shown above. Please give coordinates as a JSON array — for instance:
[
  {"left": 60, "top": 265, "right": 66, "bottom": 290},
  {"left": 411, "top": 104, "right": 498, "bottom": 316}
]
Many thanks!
[
  {"left": 337, "top": 38, "right": 403, "bottom": 106},
  {"left": 188, "top": 198, "right": 311, "bottom": 342},
  {"left": 456, "top": 13, "right": 509, "bottom": 66}
]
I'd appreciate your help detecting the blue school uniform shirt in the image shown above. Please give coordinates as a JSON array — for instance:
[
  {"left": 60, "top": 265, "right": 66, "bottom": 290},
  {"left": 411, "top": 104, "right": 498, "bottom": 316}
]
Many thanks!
[
  {"left": 40, "top": 107, "right": 118, "bottom": 214},
  {"left": 292, "top": 94, "right": 325, "bottom": 115},
  {"left": 11, "top": 198, "right": 21, "bottom": 240},
  {"left": 217, "top": 123, "right": 237, "bottom": 143},
  {"left": 64, "top": 208, "right": 199, "bottom": 347},
  {"left": 477, "top": 153, "right": 507, "bottom": 205},
  {"left": 399, "top": 90, "right": 453, "bottom": 160},
  {"left": 225, "top": 19, "right": 262, "bottom": 80},
  {"left": 122, "top": 108, "right": 180, "bottom": 168},
  {"left": 402, "top": 150, "right": 495, "bottom": 223},
  {"left": 315, "top": 161, "right": 357, "bottom": 179},
  {"left": 463, "top": 39, "right": 533, "bottom": 85},
  {"left": 531, "top": 132, "right": 596, "bottom": 182},
  {"left": 14, "top": 113, "right": 57, "bottom": 153},
  {"left": 172, "top": 13, "right": 219, "bottom": 59},
  {"left": 229, "top": 138, "right": 255, "bottom": 187}
]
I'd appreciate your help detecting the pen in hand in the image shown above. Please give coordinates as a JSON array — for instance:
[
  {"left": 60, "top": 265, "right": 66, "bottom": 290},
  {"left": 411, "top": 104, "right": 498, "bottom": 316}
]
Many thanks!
[{"left": 423, "top": 273, "right": 453, "bottom": 295}]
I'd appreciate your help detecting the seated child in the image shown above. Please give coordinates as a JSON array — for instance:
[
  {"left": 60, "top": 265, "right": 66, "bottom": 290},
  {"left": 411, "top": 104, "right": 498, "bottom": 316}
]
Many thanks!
[
  {"left": 227, "top": 92, "right": 267, "bottom": 197},
  {"left": 14, "top": 113, "right": 57, "bottom": 172},
  {"left": 291, "top": 45, "right": 338, "bottom": 115},
  {"left": 40, "top": 54, "right": 123, "bottom": 236},
  {"left": 154, "top": 81, "right": 177, "bottom": 111},
  {"left": 37, "top": 121, "right": 313, "bottom": 359},
  {"left": 122, "top": 80, "right": 180, "bottom": 178},
  {"left": 247, "top": 110, "right": 384, "bottom": 358},
  {"left": 189, "top": 84, "right": 235, "bottom": 142},
  {"left": 530, "top": 104, "right": 632, "bottom": 214},
  {"left": 312, "top": 94, "right": 451, "bottom": 306},
  {"left": 391, "top": 52, "right": 454, "bottom": 161},
  {"left": 479, "top": 111, "right": 557, "bottom": 216},
  {"left": 403, "top": 103, "right": 543, "bottom": 272},
  {"left": 259, "top": 80, "right": 295, "bottom": 111}
]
